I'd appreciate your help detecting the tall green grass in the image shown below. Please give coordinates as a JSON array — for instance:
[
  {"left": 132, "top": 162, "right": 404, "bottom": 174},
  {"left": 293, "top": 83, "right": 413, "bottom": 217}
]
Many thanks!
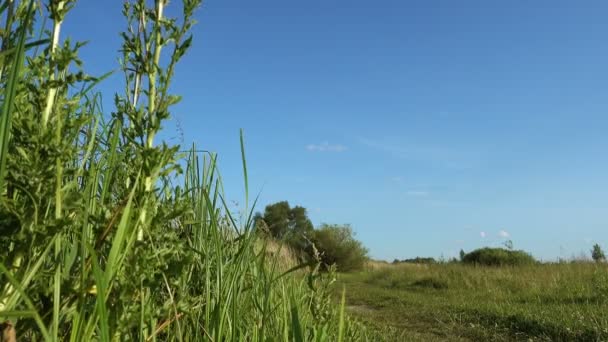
[{"left": 0, "top": 1, "right": 375, "bottom": 340}]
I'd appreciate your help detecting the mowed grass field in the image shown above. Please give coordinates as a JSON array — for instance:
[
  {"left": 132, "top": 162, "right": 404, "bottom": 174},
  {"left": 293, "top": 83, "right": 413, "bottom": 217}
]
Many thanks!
[{"left": 336, "top": 262, "right": 608, "bottom": 341}]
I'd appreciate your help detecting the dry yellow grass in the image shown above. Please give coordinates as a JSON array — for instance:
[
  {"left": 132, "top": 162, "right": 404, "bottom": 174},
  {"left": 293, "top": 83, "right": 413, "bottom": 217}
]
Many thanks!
[
  {"left": 364, "top": 260, "right": 431, "bottom": 271},
  {"left": 260, "top": 239, "right": 301, "bottom": 271}
]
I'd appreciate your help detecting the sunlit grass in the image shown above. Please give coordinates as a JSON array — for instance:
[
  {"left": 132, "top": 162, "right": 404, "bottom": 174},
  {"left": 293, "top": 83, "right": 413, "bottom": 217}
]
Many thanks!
[{"left": 339, "top": 262, "right": 608, "bottom": 341}]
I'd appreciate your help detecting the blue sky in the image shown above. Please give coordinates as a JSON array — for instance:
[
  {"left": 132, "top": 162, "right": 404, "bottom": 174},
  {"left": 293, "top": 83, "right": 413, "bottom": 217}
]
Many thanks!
[{"left": 64, "top": 0, "right": 608, "bottom": 261}]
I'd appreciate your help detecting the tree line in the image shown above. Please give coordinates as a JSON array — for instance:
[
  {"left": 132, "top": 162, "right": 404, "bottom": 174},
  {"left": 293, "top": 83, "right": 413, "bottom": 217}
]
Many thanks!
[{"left": 253, "top": 201, "right": 369, "bottom": 271}]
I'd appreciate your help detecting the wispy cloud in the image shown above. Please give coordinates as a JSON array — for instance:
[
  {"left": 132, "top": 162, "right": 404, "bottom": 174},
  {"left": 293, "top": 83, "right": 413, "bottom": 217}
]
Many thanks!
[
  {"left": 498, "top": 230, "right": 510, "bottom": 238},
  {"left": 306, "top": 142, "right": 347, "bottom": 152},
  {"left": 358, "top": 137, "right": 478, "bottom": 169},
  {"left": 391, "top": 176, "right": 404, "bottom": 183},
  {"left": 406, "top": 190, "right": 429, "bottom": 197},
  {"left": 480, "top": 231, "right": 487, "bottom": 238}
]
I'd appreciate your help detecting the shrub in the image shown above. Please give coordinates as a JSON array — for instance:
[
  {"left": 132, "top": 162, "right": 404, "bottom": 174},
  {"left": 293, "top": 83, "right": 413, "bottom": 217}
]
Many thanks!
[
  {"left": 310, "top": 224, "right": 369, "bottom": 272},
  {"left": 462, "top": 247, "right": 536, "bottom": 266},
  {"left": 395, "top": 257, "right": 436, "bottom": 264}
]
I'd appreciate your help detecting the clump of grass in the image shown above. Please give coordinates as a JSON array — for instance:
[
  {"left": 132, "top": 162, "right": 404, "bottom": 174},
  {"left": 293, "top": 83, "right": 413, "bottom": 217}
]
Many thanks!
[
  {"left": 592, "top": 267, "right": 608, "bottom": 302},
  {"left": 410, "top": 277, "right": 449, "bottom": 290},
  {"left": 0, "top": 1, "right": 374, "bottom": 340}
]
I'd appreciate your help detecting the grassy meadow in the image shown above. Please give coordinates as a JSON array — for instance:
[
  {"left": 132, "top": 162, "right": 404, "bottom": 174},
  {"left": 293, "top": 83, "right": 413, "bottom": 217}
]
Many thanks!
[
  {"left": 1, "top": 1, "right": 607, "bottom": 342},
  {"left": 337, "top": 261, "right": 608, "bottom": 341}
]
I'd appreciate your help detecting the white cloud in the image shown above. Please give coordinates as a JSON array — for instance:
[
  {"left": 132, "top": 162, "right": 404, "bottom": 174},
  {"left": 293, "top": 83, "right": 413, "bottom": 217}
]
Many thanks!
[
  {"left": 406, "top": 190, "right": 429, "bottom": 197},
  {"left": 480, "top": 231, "right": 486, "bottom": 238},
  {"left": 306, "top": 142, "right": 347, "bottom": 152},
  {"left": 498, "top": 230, "right": 510, "bottom": 238},
  {"left": 391, "top": 176, "right": 403, "bottom": 183}
]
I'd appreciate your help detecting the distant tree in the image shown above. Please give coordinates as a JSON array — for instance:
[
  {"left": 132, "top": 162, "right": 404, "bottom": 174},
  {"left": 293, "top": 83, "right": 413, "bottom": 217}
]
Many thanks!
[
  {"left": 503, "top": 240, "right": 514, "bottom": 250},
  {"left": 398, "top": 257, "right": 436, "bottom": 264},
  {"left": 254, "top": 201, "right": 314, "bottom": 251},
  {"left": 591, "top": 244, "right": 606, "bottom": 263},
  {"left": 459, "top": 249, "right": 466, "bottom": 261},
  {"left": 310, "top": 224, "right": 368, "bottom": 272}
]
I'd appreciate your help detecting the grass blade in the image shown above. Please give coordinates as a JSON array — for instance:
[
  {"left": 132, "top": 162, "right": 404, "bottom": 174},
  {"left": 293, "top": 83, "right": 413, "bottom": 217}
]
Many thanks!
[
  {"left": 0, "top": 263, "right": 52, "bottom": 341},
  {"left": 337, "top": 286, "right": 346, "bottom": 342},
  {"left": 239, "top": 129, "right": 248, "bottom": 212},
  {"left": 87, "top": 245, "right": 110, "bottom": 342},
  {"left": 0, "top": 0, "right": 34, "bottom": 191},
  {"left": 290, "top": 297, "right": 304, "bottom": 342},
  {"left": 105, "top": 173, "right": 140, "bottom": 283}
]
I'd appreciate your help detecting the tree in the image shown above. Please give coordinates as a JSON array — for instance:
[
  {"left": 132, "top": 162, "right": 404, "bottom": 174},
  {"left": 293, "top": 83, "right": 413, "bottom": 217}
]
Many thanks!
[
  {"left": 254, "top": 201, "right": 314, "bottom": 251},
  {"left": 310, "top": 224, "right": 368, "bottom": 272},
  {"left": 591, "top": 244, "right": 606, "bottom": 262},
  {"left": 459, "top": 249, "right": 466, "bottom": 262}
]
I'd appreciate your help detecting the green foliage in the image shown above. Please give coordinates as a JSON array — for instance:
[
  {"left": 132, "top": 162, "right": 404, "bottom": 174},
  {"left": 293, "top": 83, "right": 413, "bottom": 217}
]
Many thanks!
[
  {"left": 255, "top": 201, "right": 314, "bottom": 252},
  {"left": 254, "top": 203, "right": 371, "bottom": 274},
  {"left": 310, "top": 224, "right": 368, "bottom": 272},
  {"left": 591, "top": 243, "right": 606, "bottom": 262},
  {"left": 0, "top": 1, "right": 373, "bottom": 340},
  {"left": 462, "top": 247, "right": 536, "bottom": 266},
  {"left": 392, "top": 257, "right": 436, "bottom": 264}
]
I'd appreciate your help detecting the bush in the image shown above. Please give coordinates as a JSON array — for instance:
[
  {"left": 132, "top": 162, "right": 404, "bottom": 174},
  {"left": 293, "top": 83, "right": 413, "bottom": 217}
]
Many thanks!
[
  {"left": 310, "top": 224, "right": 369, "bottom": 272},
  {"left": 401, "top": 257, "right": 437, "bottom": 264},
  {"left": 462, "top": 247, "right": 536, "bottom": 266}
]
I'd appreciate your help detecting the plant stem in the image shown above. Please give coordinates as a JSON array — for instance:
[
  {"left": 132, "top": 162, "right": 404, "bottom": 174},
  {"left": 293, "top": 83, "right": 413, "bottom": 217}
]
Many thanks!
[
  {"left": 137, "top": 0, "right": 165, "bottom": 241},
  {"left": 0, "top": 253, "right": 22, "bottom": 312},
  {"left": 41, "top": 0, "right": 65, "bottom": 129}
]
